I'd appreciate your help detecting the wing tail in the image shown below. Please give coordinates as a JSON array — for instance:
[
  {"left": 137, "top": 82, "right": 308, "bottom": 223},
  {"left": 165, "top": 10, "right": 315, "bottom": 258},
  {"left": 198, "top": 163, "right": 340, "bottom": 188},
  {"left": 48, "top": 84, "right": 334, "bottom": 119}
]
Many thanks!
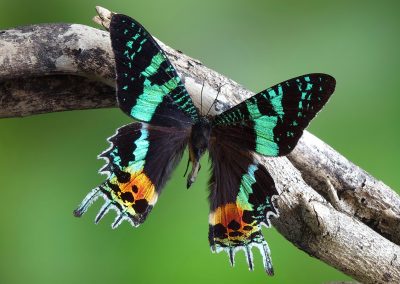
[
  {"left": 74, "top": 122, "right": 189, "bottom": 228},
  {"left": 208, "top": 140, "right": 278, "bottom": 274}
]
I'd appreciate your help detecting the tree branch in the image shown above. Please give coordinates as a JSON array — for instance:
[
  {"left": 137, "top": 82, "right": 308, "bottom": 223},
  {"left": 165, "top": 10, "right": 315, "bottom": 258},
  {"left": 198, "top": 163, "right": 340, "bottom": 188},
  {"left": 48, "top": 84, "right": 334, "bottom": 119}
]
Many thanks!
[
  {"left": 1, "top": 7, "right": 399, "bottom": 283},
  {"left": 0, "top": 75, "right": 115, "bottom": 117}
]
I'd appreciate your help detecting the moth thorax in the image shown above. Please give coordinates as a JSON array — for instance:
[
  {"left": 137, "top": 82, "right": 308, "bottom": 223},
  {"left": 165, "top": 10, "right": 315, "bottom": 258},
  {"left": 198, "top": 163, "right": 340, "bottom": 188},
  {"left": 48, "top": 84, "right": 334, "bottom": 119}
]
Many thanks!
[{"left": 190, "top": 118, "right": 211, "bottom": 159}]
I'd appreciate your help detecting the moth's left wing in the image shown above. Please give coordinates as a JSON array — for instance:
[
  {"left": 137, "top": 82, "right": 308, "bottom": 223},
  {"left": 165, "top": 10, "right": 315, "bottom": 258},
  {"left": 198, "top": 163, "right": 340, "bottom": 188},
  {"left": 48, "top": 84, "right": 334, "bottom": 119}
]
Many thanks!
[
  {"left": 208, "top": 139, "right": 278, "bottom": 275},
  {"left": 212, "top": 74, "right": 336, "bottom": 156},
  {"left": 74, "top": 122, "right": 189, "bottom": 227},
  {"left": 110, "top": 14, "right": 199, "bottom": 127}
]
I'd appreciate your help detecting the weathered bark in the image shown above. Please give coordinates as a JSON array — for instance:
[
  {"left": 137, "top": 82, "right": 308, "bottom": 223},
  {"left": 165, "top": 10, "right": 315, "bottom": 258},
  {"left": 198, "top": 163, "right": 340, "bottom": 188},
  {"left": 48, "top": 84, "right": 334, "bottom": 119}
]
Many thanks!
[
  {"left": 0, "top": 75, "right": 115, "bottom": 117},
  {"left": 0, "top": 6, "right": 399, "bottom": 283},
  {"left": 289, "top": 132, "right": 400, "bottom": 246}
]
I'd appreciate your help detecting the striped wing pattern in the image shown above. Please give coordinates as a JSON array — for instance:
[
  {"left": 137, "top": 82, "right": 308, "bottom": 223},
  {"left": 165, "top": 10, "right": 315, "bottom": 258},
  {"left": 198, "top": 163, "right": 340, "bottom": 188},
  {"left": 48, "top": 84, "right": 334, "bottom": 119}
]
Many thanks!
[
  {"left": 208, "top": 140, "right": 278, "bottom": 274},
  {"left": 74, "top": 123, "right": 189, "bottom": 227},
  {"left": 207, "top": 73, "right": 335, "bottom": 271},
  {"left": 213, "top": 74, "right": 336, "bottom": 156},
  {"left": 111, "top": 14, "right": 199, "bottom": 127}
]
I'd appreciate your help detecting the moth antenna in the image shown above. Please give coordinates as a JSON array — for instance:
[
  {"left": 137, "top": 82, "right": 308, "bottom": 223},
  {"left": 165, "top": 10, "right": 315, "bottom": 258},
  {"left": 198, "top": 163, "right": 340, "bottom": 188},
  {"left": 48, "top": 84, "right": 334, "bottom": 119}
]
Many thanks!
[{"left": 206, "top": 83, "right": 227, "bottom": 116}]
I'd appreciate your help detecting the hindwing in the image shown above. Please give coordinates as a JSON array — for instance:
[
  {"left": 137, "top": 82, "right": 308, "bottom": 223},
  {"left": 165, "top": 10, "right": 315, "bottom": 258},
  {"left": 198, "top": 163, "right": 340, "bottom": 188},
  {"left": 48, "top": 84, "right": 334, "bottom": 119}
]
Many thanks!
[
  {"left": 208, "top": 138, "right": 278, "bottom": 274},
  {"left": 74, "top": 122, "right": 189, "bottom": 227}
]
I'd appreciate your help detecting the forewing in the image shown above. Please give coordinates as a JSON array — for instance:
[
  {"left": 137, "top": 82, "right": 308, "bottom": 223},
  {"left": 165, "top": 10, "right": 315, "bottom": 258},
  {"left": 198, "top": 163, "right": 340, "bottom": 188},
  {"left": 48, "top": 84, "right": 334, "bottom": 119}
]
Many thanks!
[
  {"left": 208, "top": 139, "right": 278, "bottom": 275},
  {"left": 74, "top": 122, "right": 189, "bottom": 227},
  {"left": 212, "top": 74, "right": 336, "bottom": 156},
  {"left": 110, "top": 14, "right": 200, "bottom": 127}
]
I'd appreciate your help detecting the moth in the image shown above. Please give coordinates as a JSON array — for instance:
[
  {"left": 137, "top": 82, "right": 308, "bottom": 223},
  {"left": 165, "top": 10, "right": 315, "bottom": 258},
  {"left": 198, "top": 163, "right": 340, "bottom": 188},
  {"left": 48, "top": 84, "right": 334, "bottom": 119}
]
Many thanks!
[{"left": 74, "top": 13, "right": 336, "bottom": 275}]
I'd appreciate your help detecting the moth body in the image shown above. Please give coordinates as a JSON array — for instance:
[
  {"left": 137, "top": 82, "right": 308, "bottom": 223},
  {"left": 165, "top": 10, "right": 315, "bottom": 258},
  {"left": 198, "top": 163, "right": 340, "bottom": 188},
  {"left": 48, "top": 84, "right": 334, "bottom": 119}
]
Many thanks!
[{"left": 187, "top": 117, "right": 212, "bottom": 188}]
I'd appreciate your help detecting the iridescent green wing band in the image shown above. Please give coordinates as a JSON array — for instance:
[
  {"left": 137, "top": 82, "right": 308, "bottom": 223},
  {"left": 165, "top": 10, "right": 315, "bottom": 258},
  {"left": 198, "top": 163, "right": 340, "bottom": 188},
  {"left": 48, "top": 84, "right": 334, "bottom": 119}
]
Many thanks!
[
  {"left": 212, "top": 74, "right": 336, "bottom": 156},
  {"left": 110, "top": 14, "right": 199, "bottom": 127}
]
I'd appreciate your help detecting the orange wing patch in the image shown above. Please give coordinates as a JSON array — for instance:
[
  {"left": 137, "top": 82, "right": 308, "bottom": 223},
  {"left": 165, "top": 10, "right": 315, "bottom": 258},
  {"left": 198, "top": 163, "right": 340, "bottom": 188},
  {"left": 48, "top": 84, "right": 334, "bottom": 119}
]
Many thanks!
[
  {"left": 108, "top": 169, "right": 158, "bottom": 218},
  {"left": 209, "top": 202, "right": 259, "bottom": 248},
  {"left": 208, "top": 202, "right": 273, "bottom": 273}
]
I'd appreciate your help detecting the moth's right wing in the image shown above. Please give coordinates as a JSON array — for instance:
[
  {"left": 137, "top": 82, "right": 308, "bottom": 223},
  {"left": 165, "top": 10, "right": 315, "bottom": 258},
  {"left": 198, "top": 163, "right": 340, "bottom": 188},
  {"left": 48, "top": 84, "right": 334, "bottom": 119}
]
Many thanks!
[
  {"left": 212, "top": 74, "right": 335, "bottom": 156},
  {"left": 207, "top": 74, "right": 335, "bottom": 273}
]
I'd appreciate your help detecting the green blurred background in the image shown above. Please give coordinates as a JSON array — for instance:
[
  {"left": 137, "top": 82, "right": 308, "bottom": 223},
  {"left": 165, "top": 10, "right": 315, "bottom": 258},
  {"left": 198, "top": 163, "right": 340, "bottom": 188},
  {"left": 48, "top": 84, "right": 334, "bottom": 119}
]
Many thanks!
[{"left": 1, "top": 0, "right": 399, "bottom": 283}]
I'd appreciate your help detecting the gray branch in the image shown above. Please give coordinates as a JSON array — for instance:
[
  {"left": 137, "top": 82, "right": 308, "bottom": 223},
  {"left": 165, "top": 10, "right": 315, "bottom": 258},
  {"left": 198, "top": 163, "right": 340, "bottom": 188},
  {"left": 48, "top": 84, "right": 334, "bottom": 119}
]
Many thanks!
[{"left": 1, "top": 7, "right": 399, "bottom": 283}]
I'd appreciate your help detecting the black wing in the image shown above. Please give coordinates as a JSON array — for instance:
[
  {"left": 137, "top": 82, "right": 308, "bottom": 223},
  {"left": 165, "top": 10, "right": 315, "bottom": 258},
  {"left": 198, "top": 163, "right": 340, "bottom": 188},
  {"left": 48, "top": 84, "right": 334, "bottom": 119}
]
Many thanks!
[
  {"left": 110, "top": 14, "right": 200, "bottom": 127},
  {"left": 74, "top": 123, "right": 189, "bottom": 228},
  {"left": 208, "top": 139, "right": 278, "bottom": 275},
  {"left": 212, "top": 74, "right": 335, "bottom": 156}
]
